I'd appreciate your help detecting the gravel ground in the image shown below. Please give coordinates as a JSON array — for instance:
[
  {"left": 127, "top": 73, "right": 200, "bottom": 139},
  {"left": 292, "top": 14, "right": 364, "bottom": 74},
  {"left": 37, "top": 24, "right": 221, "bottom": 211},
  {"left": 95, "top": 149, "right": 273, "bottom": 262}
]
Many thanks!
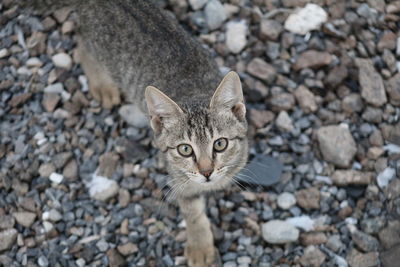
[{"left": 1, "top": 0, "right": 400, "bottom": 266}]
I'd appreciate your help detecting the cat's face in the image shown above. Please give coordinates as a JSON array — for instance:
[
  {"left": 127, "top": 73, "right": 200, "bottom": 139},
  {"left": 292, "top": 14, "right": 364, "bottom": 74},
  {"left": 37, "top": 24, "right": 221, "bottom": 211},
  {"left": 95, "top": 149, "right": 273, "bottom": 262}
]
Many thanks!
[{"left": 145, "top": 72, "right": 248, "bottom": 197}]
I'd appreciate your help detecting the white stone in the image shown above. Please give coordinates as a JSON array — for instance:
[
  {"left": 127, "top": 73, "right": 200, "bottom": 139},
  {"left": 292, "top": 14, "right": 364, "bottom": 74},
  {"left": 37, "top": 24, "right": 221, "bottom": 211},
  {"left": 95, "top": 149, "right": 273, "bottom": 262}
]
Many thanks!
[
  {"left": 226, "top": 20, "right": 247, "bottom": 54},
  {"left": 284, "top": 3, "right": 328, "bottom": 35},
  {"left": 119, "top": 104, "right": 148, "bottom": 128},
  {"left": 377, "top": 167, "right": 396, "bottom": 188},
  {"left": 37, "top": 138, "right": 48, "bottom": 146},
  {"left": 43, "top": 221, "right": 54, "bottom": 233},
  {"left": 286, "top": 216, "right": 315, "bottom": 232},
  {"left": 277, "top": 192, "right": 296, "bottom": 210},
  {"left": 276, "top": 111, "right": 294, "bottom": 132},
  {"left": 49, "top": 172, "right": 64, "bottom": 184},
  {"left": 17, "top": 66, "right": 32, "bottom": 76},
  {"left": 205, "top": 0, "right": 227, "bottom": 31},
  {"left": 189, "top": 0, "right": 207, "bottom": 10},
  {"left": 52, "top": 52, "right": 72, "bottom": 69},
  {"left": 76, "top": 259, "right": 86, "bottom": 267},
  {"left": 0, "top": 48, "right": 9, "bottom": 58},
  {"left": 262, "top": 220, "right": 299, "bottom": 244},
  {"left": 60, "top": 90, "right": 71, "bottom": 101},
  {"left": 44, "top": 83, "right": 64, "bottom": 94},
  {"left": 78, "top": 75, "right": 89, "bottom": 92},
  {"left": 383, "top": 144, "right": 400, "bottom": 154},
  {"left": 26, "top": 57, "right": 43, "bottom": 67},
  {"left": 53, "top": 108, "right": 70, "bottom": 119},
  {"left": 42, "top": 209, "right": 62, "bottom": 222},
  {"left": 88, "top": 174, "right": 119, "bottom": 201}
]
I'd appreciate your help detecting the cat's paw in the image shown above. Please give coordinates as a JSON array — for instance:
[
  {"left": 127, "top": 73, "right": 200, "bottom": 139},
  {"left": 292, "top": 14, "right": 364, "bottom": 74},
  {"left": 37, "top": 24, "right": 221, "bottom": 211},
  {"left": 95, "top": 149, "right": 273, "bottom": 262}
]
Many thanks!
[
  {"left": 185, "top": 245, "right": 219, "bottom": 267},
  {"left": 90, "top": 85, "right": 121, "bottom": 109}
]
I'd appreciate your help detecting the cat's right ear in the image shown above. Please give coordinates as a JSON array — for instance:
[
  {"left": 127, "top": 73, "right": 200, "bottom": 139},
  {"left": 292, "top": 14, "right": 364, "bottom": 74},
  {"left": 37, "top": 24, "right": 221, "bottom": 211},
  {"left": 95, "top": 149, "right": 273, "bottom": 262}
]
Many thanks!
[
  {"left": 145, "top": 86, "right": 183, "bottom": 134},
  {"left": 210, "top": 71, "right": 246, "bottom": 122}
]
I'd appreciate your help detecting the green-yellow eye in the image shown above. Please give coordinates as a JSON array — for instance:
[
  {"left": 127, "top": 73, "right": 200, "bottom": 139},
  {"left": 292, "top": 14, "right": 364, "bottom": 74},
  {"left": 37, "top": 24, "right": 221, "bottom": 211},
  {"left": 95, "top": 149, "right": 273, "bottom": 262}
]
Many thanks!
[
  {"left": 214, "top": 138, "right": 228, "bottom": 152},
  {"left": 177, "top": 144, "right": 193, "bottom": 157}
]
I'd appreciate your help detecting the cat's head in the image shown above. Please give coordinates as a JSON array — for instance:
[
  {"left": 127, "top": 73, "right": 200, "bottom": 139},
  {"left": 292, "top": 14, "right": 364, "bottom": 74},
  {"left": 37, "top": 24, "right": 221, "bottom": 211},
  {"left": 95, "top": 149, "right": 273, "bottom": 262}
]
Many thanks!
[{"left": 145, "top": 72, "right": 248, "bottom": 196}]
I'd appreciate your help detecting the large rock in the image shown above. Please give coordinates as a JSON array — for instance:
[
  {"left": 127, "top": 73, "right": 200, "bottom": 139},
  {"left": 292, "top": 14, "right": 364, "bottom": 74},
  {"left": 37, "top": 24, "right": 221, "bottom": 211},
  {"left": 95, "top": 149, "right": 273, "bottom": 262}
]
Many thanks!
[
  {"left": 0, "top": 215, "right": 15, "bottom": 230},
  {"left": 347, "top": 249, "right": 379, "bottom": 267},
  {"left": 284, "top": 3, "right": 328, "bottom": 35},
  {"left": 379, "top": 221, "right": 400, "bottom": 249},
  {"left": 269, "top": 93, "right": 295, "bottom": 111},
  {"left": 13, "top": 212, "right": 37, "bottom": 228},
  {"left": 381, "top": 244, "right": 400, "bottom": 267},
  {"left": 300, "top": 245, "right": 326, "bottom": 267},
  {"left": 331, "top": 170, "right": 373, "bottom": 186},
  {"left": 386, "top": 73, "right": 400, "bottom": 104},
  {"left": 317, "top": 125, "right": 357, "bottom": 168},
  {"left": 355, "top": 58, "right": 387, "bottom": 107},
  {"left": 293, "top": 50, "right": 332, "bottom": 71},
  {"left": 350, "top": 228, "right": 380, "bottom": 252},
  {"left": 226, "top": 21, "right": 247, "bottom": 54},
  {"left": 246, "top": 58, "right": 276, "bottom": 84},
  {"left": 0, "top": 229, "right": 17, "bottom": 252},
  {"left": 294, "top": 85, "right": 318, "bottom": 113},
  {"left": 296, "top": 187, "right": 320, "bottom": 210},
  {"left": 262, "top": 220, "right": 299, "bottom": 244}
]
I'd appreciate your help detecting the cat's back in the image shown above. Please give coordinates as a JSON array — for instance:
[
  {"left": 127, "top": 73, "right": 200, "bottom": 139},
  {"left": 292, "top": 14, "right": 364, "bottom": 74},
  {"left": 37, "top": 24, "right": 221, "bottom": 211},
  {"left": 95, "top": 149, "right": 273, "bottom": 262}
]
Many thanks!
[{"left": 78, "top": 0, "right": 221, "bottom": 106}]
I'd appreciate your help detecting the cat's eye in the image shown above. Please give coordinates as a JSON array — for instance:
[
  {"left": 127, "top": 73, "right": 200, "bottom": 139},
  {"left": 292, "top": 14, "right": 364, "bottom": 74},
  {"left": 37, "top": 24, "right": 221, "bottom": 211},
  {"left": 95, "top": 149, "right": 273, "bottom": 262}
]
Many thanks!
[
  {"left": 177, "top": 144, "right": 193, "bottom": 157},
  {"left": 213, "top": 138, "right": 228, "bottom": 152}
]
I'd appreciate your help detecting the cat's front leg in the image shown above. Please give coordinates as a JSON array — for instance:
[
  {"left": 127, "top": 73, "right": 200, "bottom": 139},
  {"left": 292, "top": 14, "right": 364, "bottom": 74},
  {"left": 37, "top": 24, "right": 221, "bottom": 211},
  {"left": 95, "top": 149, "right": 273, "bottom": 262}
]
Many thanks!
[{"left": 178, "top": 196, "right": 218, "bottom": 267}]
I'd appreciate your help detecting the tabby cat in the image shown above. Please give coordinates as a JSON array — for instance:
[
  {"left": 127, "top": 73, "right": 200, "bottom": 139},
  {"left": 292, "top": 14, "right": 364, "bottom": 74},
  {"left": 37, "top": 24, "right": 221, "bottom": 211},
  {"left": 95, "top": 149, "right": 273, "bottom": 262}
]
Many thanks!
[{"left": 29, "top": 1, "right": 249, "bottom": 266}]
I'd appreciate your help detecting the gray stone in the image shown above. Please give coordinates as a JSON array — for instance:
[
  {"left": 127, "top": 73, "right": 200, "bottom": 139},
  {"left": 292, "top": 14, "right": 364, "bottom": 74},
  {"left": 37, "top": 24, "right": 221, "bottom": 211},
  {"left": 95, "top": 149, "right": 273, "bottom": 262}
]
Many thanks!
[
  {"left": 238, "top": 155, "right": 283, "bottom": 186},
  {"left": 275, "top": 111, "right": 294, "bottom": 132},
  {"left": 350, "top": 228, "right": 380, "bottom": 252},
  {"left": 38, "top": 256, "right": 49, "bottom": 267},
  {"left": 262, "top": 220, "right": 299, "bottom": 244},
  {"left": 188, "top": 0, "right": 207, "bottom": 10},
  {"left": 386, "top": 73, "right": 400, "bottom": 104},
  {"left": 294, "top": 85, "right": 318, "bottom": 114},
  {"left": 347, "top": 249, "right": 379, "bottom": 267},
  {"left": 0, "top": 215, "right": 15, "bottom": 230},
  {"left": 300, "top": 245, "right": 326, "bottom": 267},
  {"left": 355, "top": 58, "right": 387, "bottom": 107},
  {"left": 317, "top": 125, "right": 357, "bottom": 168},
  {"left": 0, "top": 229, "right": 17, "bottom": 252},
  {"left": 377, "top": 168, "right": 396, "bottom": 189},
  {"left": 326, "top": 235, "right": 344, "bottom": 253},
  {"left": 259, "top": 19, "right": 283, "bottom": 41},
  {"left": 379, "top": 221, "right": 400, "bottom": 249}
]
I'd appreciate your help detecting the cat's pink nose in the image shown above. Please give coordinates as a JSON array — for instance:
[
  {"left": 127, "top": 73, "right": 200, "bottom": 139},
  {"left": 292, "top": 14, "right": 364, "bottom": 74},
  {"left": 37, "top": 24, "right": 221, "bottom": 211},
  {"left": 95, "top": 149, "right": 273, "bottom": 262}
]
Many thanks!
[{"left": 200, "top": 169, "right": 213, "bottom": 180}]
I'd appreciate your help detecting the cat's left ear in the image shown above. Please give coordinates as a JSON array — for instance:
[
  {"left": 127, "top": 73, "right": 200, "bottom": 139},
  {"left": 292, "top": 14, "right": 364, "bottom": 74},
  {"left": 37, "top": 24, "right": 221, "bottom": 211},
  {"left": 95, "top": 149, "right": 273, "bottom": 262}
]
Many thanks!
[
  {"left": 145, "top": 86, "right": 183, "bottom": 134},
  {"left": 210, "top": 71, "right": 246, "bottom": 121}
]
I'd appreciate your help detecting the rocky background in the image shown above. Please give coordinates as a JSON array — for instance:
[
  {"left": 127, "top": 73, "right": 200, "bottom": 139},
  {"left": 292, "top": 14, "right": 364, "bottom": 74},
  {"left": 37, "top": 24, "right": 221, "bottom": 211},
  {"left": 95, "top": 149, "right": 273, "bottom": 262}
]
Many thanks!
[{"left": 1, "top": 0, "right": 400, "bottom": 266}]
